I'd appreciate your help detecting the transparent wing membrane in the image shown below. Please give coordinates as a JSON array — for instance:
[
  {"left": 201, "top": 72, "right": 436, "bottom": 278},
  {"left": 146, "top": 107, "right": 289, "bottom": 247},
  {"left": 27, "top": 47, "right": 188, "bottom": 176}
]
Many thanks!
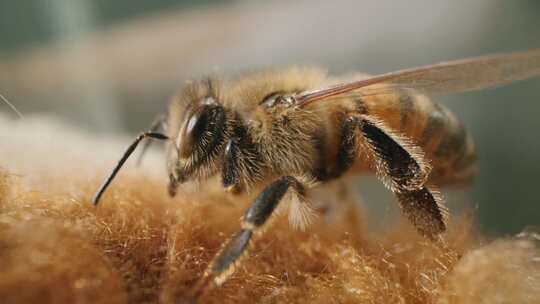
[{"left": 296, "top": 49, "right": 540, "bottom": 107}]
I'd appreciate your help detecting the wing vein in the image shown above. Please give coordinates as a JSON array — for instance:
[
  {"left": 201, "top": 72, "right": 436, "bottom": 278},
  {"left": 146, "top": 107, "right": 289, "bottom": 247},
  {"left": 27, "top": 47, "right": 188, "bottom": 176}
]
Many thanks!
[{"left": 296, "top": 49, "right": 540, "bottom": 107}]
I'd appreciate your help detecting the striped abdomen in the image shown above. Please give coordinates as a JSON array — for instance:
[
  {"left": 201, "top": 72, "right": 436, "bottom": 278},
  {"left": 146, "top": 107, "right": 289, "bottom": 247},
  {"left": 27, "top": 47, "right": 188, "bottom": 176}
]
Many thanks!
[{"left": 359, "top": 90, "right": 477, "bottom": 186}]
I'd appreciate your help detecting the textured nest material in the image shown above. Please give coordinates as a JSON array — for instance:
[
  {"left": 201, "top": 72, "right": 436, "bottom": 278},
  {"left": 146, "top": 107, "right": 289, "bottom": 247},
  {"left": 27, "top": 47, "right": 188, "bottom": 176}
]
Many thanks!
[{"left": 0, "top": 116, "right": 539, "bottom": 304}]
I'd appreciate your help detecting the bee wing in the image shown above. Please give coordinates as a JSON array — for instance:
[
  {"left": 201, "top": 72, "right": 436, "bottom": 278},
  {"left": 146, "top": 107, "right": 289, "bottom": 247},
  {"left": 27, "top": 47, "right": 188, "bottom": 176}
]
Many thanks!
[{"left": 296, "top": 49, "right": 540, "bottom": 107}]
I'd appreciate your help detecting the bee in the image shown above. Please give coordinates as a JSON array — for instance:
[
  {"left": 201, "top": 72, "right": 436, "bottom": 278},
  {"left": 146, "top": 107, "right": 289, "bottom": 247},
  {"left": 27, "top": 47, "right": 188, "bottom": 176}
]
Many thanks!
[{"left": 92, "top": 49, "right": 540, "bottom": 298}]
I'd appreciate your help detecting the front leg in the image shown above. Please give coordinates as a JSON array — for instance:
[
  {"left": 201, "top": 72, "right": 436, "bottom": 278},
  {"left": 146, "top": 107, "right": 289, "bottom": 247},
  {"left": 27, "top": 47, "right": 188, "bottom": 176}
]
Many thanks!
[
  {"left": 191, "top": 176, "right": 306, "bottom": 299},
  {"left": 221, "top": 133, "right": 263, "bottom": 194},
  {"left": 222, "top": 138, "right": 243, "bottom": 193}
]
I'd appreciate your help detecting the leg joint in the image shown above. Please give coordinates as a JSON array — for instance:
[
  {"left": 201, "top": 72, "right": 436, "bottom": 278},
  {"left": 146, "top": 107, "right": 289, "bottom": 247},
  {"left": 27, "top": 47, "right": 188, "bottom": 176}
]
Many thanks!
[{"left": 243, "top": 176, "right": 303, "bottom": 228}]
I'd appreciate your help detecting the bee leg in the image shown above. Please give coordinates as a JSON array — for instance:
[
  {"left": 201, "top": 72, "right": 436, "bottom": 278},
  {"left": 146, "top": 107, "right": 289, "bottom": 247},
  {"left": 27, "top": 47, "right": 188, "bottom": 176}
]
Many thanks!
[
  {"left": 191, "top": 176, "right": 305, "bottom": 299},
  {"left": 168, "top": 174, "right": 179, "bottom": 197},
  {"left": 396, "top": 187, "right": 447, "bottom": 240},
  {"left": 136, "top": 113, "right": 167, "bottom": 166},
  {"left": 314, "top": 116, "right": 359, "bottom": 181},
  {"left": 312, "top": 117, "right": 363, "bottom": 222},
  {"left": 336, "top": 180, "right": 365, "bottom": 224},
  {"left": 357, "top": 116, "right": 447, "bottom": 238},
  {"left": 222, "top": 138, "right": 243, "bottom": 194},
  {"left": 359, "top": 116, "right": 430, "bottom": 190},
  {"left": 334, "top": 117, "right": 361, "bottom": 175}
]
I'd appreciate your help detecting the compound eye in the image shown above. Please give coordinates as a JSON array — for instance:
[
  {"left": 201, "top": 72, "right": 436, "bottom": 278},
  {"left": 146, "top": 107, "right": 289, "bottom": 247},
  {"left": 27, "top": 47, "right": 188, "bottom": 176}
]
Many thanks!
[{"left": 177, "top": 105, "right": 211, "bottom": 158}]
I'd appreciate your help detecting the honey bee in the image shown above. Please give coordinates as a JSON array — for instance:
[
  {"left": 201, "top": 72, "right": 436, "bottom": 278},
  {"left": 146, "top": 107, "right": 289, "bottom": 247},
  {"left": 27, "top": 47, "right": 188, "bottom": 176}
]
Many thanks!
[{"left": 92, "top": 49, "right": 540, "bottom": 298}]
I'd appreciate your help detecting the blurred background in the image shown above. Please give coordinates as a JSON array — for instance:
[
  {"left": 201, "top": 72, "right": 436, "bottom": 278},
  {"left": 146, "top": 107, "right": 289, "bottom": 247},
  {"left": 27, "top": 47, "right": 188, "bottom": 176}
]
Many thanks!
[{"left": 1, "top": 0, "right": 539, "bottom": 236}]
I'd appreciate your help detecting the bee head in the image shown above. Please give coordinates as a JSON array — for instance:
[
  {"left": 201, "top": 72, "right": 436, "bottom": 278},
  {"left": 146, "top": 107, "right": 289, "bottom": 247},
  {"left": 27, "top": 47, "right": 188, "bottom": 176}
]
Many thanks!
[{"left": 167, "top": 83, "right": 228, "bottom": 189}]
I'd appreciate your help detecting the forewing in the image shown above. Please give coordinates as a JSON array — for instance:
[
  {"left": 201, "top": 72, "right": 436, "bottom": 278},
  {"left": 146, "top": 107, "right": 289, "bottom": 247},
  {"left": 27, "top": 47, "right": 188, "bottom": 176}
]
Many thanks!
[{"left": 296, "top": 49, "right": 540, "bottom": 107}]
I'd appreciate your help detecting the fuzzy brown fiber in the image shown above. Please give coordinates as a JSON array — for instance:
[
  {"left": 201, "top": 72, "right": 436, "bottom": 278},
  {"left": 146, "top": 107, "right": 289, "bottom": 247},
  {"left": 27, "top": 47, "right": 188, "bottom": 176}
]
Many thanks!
[{"left": 1, "top": 116, "right": 539, "bottom": 303}]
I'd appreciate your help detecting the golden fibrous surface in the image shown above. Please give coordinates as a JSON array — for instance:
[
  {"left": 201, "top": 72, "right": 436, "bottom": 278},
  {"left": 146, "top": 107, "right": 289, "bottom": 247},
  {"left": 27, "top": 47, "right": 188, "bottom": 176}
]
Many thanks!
[{"left": 0, "top": 116, "right": 538, "bottom": 303}]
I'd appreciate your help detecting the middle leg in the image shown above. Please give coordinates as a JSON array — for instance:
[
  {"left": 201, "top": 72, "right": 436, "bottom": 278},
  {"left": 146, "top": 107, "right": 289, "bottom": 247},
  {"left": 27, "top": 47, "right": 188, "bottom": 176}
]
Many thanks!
[{"left": 191, "top": 176, "right": 307, "bottom": 299}]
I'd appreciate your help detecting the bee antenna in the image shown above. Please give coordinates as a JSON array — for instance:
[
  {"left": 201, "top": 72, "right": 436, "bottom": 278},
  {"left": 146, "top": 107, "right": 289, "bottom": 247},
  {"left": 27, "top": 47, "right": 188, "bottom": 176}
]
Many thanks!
[
  {"left": 0, "top": 93, "right": 24, "bottom": 119},
  {"left": 136, "top": 113, "right": 167, "bottom": 167},
  {"left": 93, "top": 132, "right": 169, "bottom": 206}
]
